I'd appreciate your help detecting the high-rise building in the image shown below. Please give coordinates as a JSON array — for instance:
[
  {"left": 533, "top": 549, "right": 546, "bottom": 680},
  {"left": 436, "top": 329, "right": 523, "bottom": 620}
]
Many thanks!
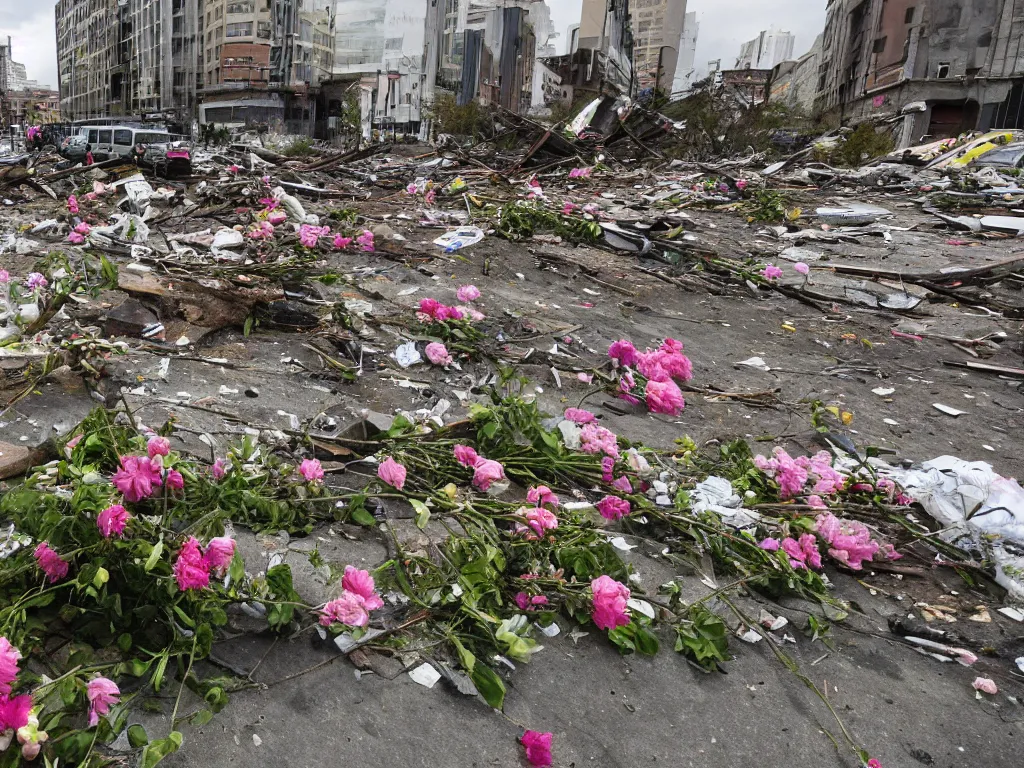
[
  {"left": 735, "top": 26, "right": 795, "bottom": 71},
  {"left": 631, "top": 0, "right": 687, "bottom": 92},
  {"left": 671, "top": 10, "right": 697, "bottom": 95}
]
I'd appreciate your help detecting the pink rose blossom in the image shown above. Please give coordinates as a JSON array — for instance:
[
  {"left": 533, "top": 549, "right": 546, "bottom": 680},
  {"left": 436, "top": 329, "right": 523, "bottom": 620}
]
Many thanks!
[
  {"left": 0, "top": 637, "right": 22, "bottom": 696},
  {"left": 762, "top": 264, "right": 783, "bottom": 281},
  {"left": 471, "top": 458, "right": 506, "bottom": 492},
  {"left": 569, "top": 167, "right": 592, "bottom": 179},
  {"left": 212, "top": 458, "right": 229, "bottom": 480},
  {"left": 580, "top": 423, "right": 619, "bottom": 459},
  {"left": 794, "top": 262, "right": 810, "bottom": 275},
  {"left": 591, "top": 575, "right": 630, "bottom": 630},
  {"left": 248, "top": 221, "right": 275, "bottom": 240},
  {"left": 867, "top": 761, "right": 882, "bottom": 768},
  {"left": 425, "top": 342, "right": 453, "bottom": 366},
  {"left": 520, "top": 730, "right": 553, "bottom": 767},
  {"left": 514, "top": 592, "right": 549, "bottom": 611},
  {"left": 377, "top": 456, "right": 407, "bottom": 490},
  {"left": 26, "top": 273, "right": 47, "bottom": 291},
  {"left": 453, "top": 445, "right": 479, "bottom": 467},
  {"left": 596, "top": 495, "right": 630, "bottom": 521},
  {"left": 67, "top": 195, "right": 79, "bottom": 214},
  {"left": 33, "top": 542, "right": 68, "bottom": 583},
  {"left": 806, "top": 495, "right": 827, "bottom": 509},
  {"left": 173, "top": 537, "right": 211, "bottom": 591},
  {"left": 561, "top": 201, "right": 577, "bottom": 215},
  {"left": 165, "top": 469, "right": 184, "bottom": 491},
  {"left": 406, "top": 183, "right": 418, "bottom": 195},
  {"left": 611, "top": 475, "right": 633, "bottom": 493},
  {"left": 332, "top": 234, "right": 353, "bottom": 249},
  {"left": 456, "top": 285, "right": 481, "bottom": 303},
  {"left": 147, "top": 436, "right": 170, "bottom": 458},
  {"left": 356, "top": 230, "right": 375, "bottom": 252},
  {"left": 299, "top": 458, "right": 324, "bottom": 482},
  {"left": 67, "top": 231, "right": 85, "bottom": 244},
  {"left": 203, "top": 537, "right": 236, "bottom": 574},
  {"left": 97, "top": 504, "right": 130, "bottom": 538},
  {"left": 645, "top": 379, "right": 685, "bottom": 415},
  {"left": 972, "top": 677, "right": 998, "bottom": 695},
  {"left": 780, "top": 534, "right": 822, "bottom": 570},
  {"left": 0, "top": 693, "right": 31, "bottom": 733},
  {"left": 563, "top": 407, "right": 596, "bottom": 424},
  {"left": 74, "top": 222, "right": 92, "bottom": 235},
  {"left": 299, "top": 224, "right": 328, "bottom": 248},
  {"left": 736, "top": 179, "right": 748, "bottom": 191},
  {"left": 759, "top": 537, "right": 781, "bottom": 552},
  {"left": 523, "top": 507, "right": 559, "bottom": 538},
  {"left": 601, "top": 456, "right": 615, "bottom": 483},
  {"left": 86, "top": 677, "right": 120, "bottom": 727},
  {"left": 526, "top": 485, "right": 559, "bottom": 508},
  {"left": 320, "top": 591, "right": 369, "bottom": 627},
  {"left": 268, "top": 211, "right": 287, "bottom": 226},
  {"left": 342, "top": 566, "right": 384, "bottom": 610},
  {"left": 815, "top": 512, "right": 879, "bottom": 570},
  {"left": 112, "top": 455, "right": 163, "bottom": 503},
  {"left": 227, "top": 165, "right": 241, "bottom": 174},
  {"left": 608, "top": 339, "right": 639, "bottom": 367},
  {"left": 425, "top": 189, "right": 436, "bottom": 205}
]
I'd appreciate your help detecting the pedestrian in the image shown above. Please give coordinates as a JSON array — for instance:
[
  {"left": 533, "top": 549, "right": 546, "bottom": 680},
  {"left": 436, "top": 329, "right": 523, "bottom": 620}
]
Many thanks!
[{"left": 85, "top": 144, "right": 94, "bottom": 165}]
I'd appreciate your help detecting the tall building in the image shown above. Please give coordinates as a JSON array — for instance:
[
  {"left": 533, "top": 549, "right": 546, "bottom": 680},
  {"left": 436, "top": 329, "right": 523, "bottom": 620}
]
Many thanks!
[
  {"left": 816, "top": 0, "right": 1024, "bottom": 142},
  {"left": 670, "top": 10, "right": 697, "bottom": 95},
  {"left": 735, "top": 26, "right": 795, "bottom": 71},
  {"left": 631, "top": 0, "right": 687, "bottom": 92}
]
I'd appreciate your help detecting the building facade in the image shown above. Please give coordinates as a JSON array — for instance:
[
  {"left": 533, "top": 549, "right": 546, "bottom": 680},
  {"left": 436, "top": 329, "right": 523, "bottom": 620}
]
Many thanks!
[
  {"left": 631, "top": 0, "right": 687, "bottom": 92},
  {"left": 670, "top": 10, "right": 698, "bottom": 95},
  {"left": 736, "top": 26, "right": 796, "bottom": 71},
  {"left": 817, "top": 0, "right": 1024, "bottom": 142}
]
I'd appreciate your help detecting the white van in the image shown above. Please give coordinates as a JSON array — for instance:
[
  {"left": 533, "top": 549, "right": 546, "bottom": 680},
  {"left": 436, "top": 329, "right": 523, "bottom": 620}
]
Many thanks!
[{"left": 77, "top": 126, "right": 177, "bottom": 160}]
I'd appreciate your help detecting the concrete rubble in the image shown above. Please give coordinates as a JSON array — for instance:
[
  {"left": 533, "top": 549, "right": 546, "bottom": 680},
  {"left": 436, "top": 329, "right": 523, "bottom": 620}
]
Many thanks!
[{"left": 0, "top": 114, "right": 1022, "bottom": 768}]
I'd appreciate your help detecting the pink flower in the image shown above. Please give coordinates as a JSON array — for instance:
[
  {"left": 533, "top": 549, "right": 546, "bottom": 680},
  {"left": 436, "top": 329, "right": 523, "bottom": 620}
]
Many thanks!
[
  {"left": 86, "top": 677, "right": 120, "bottom": 727},
  {"left": 26, "top": 273, "right": 47, "bottom": 291},
  {"left": 453, "top": 445, "right": 479, "bottom": 467},
  {"left": 320, "top": 591, "right": 369, "bottom": 627},
  {"left": 211, "top": 458, "right": 229, "bottom": 480},
  {"left": 591, "top": 575, "right": 630, "bottom": 630},
  {"left": 867, "top": 761, "right": 882, "bottom": 768},
  {"left": 456, "top": 285, "right": 481, "bottom": 303},
  {"left": 268, "top": 210, "right": 287, "bottom": 226},
  {"left": 561, "top": 201, "right": 577, "bottom": 215},
  {"left": 520, "top": 730, "right": 554, "bottom": 767},
  {"left": 342, "top": 566, "right": 384, "bottom": 610},
  {"left": 762, "top": 264, "right": 783, "bottom": 281},
  {"left": 147, "top": 436, "right": 171, "bottom": 458},
  {"left": 227, "top": 165, "right": 241, "bottom": 174},
  {"left": 0, "top": 637, "right": 22, "bottom": 697},
  {"left": 0, "top": 694, "right": 31, "bottom": 733},
  {"left": 203, "top": 537, "right": 236, "bottom": 574},
  {"left": 471, "top": 458, "right": 506, "bottom": 491},
  {"left": 67, "top": 231, "right": 85, "bottom": 244},
  {"left": 526, "top": 485, "right": 559, "bottom": 508},
  {"left": 425, "top": 342, "right": 453, "bottom": 366},
  {"left": 736, "top": 179, "right": 748, "bottom": 191},
  {"left": 299, "top": 458, "right": 324, "bottom": 482},
  {"left": 608, "top": 339, "right": 639, "bottom": 367},
  {"left": 357, "top": 230, "right": 375, "bottom": 252},
  {"left": 112, "top": 455, "right": 163, "bottom": 503},
  {"left": 74, "top": 222, "right": 92, "bottom": 235},
  {"left": 33, "top": 543, "right": 68, "bottom": 583},
  {"left": 645, "top": 379, "right": 685, "bottom": 415},
  {"left": 248, "top": 221, "right": 274, "bottom": 240},
  {"left": 406, "top": 183, "right": 418, "bottom": 195},
  {"left": 794, "top": 262, "right": 810, "bottom": 275},
  {"left": 815, "top": 513, "right": 879, "bottom": 570},
  {"left": 514, "top": 592, "right": 549, "bottom": 611},
  {"left": 524, "top": 507, "right": 559, "bottom": 537},
  {"left": 173, "top": 537, "right": 211, "bottom": 591},
  {"left": 333, "top": 234, "right": 353, "bottom": 249},
  {"left": 299, "top": 224, "right": 327, "bottom": 247},
  {"left": 569, "top": 167, "right": 592, "bottom": 179},
  {"left": 67, "top": 195, "right": 79, "bottom": 214},
  {"left": 563, "top": 407, "right": 595, "bottom": 424},
  {"left": 165, "top": 469, "right": 184, "bottom": 491},
  {"left": 596, "top": 495, "right": 630, "bottom": 521},
  {"left": 0, "top": 269, "right": 8, "bottom": 283},
  {"left": 97, "top": 504, "right": 130, "bottom": 538},
  {"left": 781, "top": 534, "right": 822, "bottom": 570},
  {"left": 759, "top": 537, "right": 781, "bottom": 552},
  {"left": 377, "top": 456, "right": 407, "bottom": 490},
  {"left": 611, "top": 475, "right": 633, "bottom": 493},
  {"left": 601, "top": 456, "right": 615, "bottom": 483},
  {"left": 972, "top": 677, "right": 998, "bottom": 695},
  {"left": 425, "top": 189, "right": 436, "bottom": 205},
  {"left": 806, "top": 495, "right": 827, "bottom": 509},
  {"left": 580, "top": 423, "right": 619, "bottom": 458}
]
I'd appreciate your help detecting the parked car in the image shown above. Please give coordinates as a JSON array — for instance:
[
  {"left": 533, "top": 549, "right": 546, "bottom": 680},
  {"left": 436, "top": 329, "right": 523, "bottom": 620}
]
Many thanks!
[
  {"left": 75, "top": 126, "right": 177, "bottom": 161},
  {"left": 59, "top": 134, "right": 89, "bottom": 162}
]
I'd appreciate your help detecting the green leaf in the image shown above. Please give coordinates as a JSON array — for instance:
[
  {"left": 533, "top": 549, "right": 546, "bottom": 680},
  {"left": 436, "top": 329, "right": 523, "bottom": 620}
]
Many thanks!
[
  {"left": 127, "top": 724, "right": 149, "bottom": 748},
  {"left": 92, "top": 566, "right": 109, "bottom": 588},
  {"left": 189, "top": 709, "right": 214, "bottom": 727},
  {"left": 228, "top": 552, "right": 245, "bottom": 584},
  {"left": 674, "top": 605, "right": 730, "bottom": 671},
  {"left": 140, "top": 731, "right": 183, "bottom": 768},
  {"left": 151, "top": 653, "right": 169, "bottom": 692},
  {"left": 633, "top": 624, "right": 660, "bottom": 656},
  {"left": 468, "top": 660, "right": 506, "bottom": 709},
  {"left": 349, "top": 503, "right": 376, "bottom": 527},
  {"left": 99, "top": 253, "right": 119, "bottom": 285},
  {"left": 118, "top": 633, "right": 133, "bottom": 653},
  {"left": 145, "top": 540, "right": 164, "bottom": 572},
  {"left": 411, "top": 498, "right": 431, "bottom": 529}
]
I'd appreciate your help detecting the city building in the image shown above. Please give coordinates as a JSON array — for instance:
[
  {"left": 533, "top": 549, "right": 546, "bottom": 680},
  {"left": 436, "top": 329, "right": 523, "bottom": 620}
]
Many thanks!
[
  {"left": 544, "top": 0, "right": 633, "bottom": 102},
  {"left": 670, "top": 10, "right": 698, "bottom": 95},
  {"left": 736, "top": 26, "right": 795, "bottom": 71},
  {"left": 770, "top": 34, "right": 823, "bottom": 112},
  {"left": 816, "top": 0, "right": 1024, "bottom": 144},
  {"left": 631, "top": 0, "right": 687, "bottom": 92}
]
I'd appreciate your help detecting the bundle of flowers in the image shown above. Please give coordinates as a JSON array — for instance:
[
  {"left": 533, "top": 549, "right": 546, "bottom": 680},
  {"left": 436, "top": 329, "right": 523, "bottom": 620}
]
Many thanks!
[{"left": 608, "top": 337, "right": 693, "bottom": 416}]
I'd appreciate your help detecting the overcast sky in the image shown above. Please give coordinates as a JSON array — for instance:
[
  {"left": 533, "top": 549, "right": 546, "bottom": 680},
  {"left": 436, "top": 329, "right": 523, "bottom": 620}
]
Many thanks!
[{"left": 7, "top": 0, "right": 826, "bottom": 98}]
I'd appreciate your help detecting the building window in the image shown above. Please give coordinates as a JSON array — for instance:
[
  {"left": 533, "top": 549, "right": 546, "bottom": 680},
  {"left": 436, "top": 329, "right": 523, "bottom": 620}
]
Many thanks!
[
  {"left": 904, "top": 7, "right": 915, "bottom": 24},
  {"left": 936, "top": 62, "right": 951, "bottom": 78},
  {"left": 226, "top": 22, "right": 252, "bottom": 38},
  {"left": 227, "top": 1, "right": 254, "bottom": 14},
  {"left": 257, "top": 21, "right": 271, "bottom": 39},
  {"left": 872, "top": 37, "right": 886, "bottom": 53}
]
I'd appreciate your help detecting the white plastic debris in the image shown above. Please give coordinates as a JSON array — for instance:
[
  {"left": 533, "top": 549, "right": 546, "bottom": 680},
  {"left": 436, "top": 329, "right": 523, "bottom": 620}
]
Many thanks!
[
  {"left": 735, "top": 356, "right": 770, "bottom": 371},
  {"left": 433, "top": 226, "right": 485, "bottom": 252},
  {"left": 872, "top": 387, "right": 896, "bottom": 396},
  {"left": 392, "top": 341, "right": 423, "bottom": 368},
  {"left": 688, "top": 476, "right": 760, "bottom": 528},
  {"left": 932, "top": 403, "right": 966, "bottom": 417},
  {"left": 408, "top": 663, "right": 442, "bottom": 689},
  {"left": 211, "top": 227, "right": 244, "bottom": 255},
  {"left": 997, "top": 607, "right": 1024, "bottom": 622},
  {"left": 815, "top": 203, "right": 891, "bottom": 225}
]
